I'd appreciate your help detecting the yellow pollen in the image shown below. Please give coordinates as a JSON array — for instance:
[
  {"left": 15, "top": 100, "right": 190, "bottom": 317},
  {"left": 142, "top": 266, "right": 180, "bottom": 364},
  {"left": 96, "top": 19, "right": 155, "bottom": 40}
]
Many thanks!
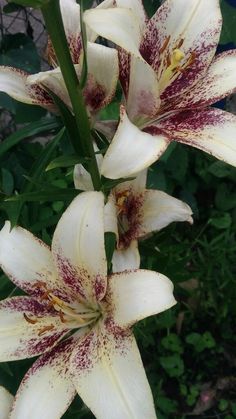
[
  {"left": 172, "top": 49, "right": 185, "bottom": 64},
  {"left": 159, "top": 48, "right": 186, "bottom": 92},
  {"left": 116, "top": 191, "right": 130, "bottom": 215}
]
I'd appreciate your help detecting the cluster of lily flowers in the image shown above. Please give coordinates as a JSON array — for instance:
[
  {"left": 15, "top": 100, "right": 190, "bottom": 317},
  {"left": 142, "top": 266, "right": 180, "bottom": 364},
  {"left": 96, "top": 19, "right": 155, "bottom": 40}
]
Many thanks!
[{"left": 0, "top": 0, "right": 236, "bottom": 418}]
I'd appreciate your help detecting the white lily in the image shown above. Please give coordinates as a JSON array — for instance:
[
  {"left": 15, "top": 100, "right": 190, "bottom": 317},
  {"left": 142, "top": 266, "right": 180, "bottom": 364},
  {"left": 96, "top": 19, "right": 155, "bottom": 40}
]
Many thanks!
[
  {"left": 0, "top": 387, "right": 14, "bottom": 419},
  {"left": 0, "top": 0, "right": 119, "bottom": 116},
  {"left": 0, "top": 191, "right": 176, "bottom": 419},
  {"left": 74, "top": 160, "right": 193, "bottom": 272},
  {"left": 84, "top": 0, "right": 236, "bottom": 179}
]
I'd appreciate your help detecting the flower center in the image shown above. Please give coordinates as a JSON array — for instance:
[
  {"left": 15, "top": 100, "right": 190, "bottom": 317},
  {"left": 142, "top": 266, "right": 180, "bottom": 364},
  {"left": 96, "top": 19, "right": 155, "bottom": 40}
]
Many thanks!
[
  {"left": 158, "top": 37, "right": 196, "bottom": 93},
  {"left": 115, "top": 190, "right": 143, "bottom": 249},
  {"left": 24, "top": 281, "right": 100, "bottom": 335}
]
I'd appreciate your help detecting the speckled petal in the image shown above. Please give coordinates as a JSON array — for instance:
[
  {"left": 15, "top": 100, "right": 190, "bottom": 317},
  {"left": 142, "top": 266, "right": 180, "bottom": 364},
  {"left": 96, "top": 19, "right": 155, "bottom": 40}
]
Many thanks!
[
  {"left": 140, "top": 0, "right": 222, "bottom": 100},
  {"left": 107, "top": 270, "right": 176, "bottom": 328},
  {"left": 101, "top": 107, "right": 169, "bottom": 179},
  {"left": 10, "top": 335, "right": 81, "bottom": 419},
  {"left": 0, "top": 66, "right": 44, "bottom": 105},
  {"left": 84, "top": 8, "right": 142, "bottom": 57},
  {"left": 0, "top": 296, "right": 68, "bottom": 362},
  {"left": 126, "top": 55, "right": 160, "bottom": 125},
  {"left": 60, "top": 0, "right": 82, "bottom": 63},
  {"left": 0, "top": 221, "right": 69, "bottom": 300},
  {"left": 84, "top": 43, "right": 119, "bottom": 114},
  {"left": 112, "top": 240, "right": 140, "bottom": 272},
  {"left": 52, "top": 192, "right": 107, "bottom": 303},
  {"left": 27, "top": 68, "right": 71, "bottom": 110},
  {"left": 0, "top": 387, "right": 14, "bottom": 419},
  {"left": 166, "top": 50, "right": 236, "bottom": 111},
  {"left": 157, "top": 108, "right": 236, "bottom": 167},
  {"left": 70, "top": 325, "right": 157, "bottom": 419},
  {"left": 139, "top": 190, "right": 193, "bottom": 238}
]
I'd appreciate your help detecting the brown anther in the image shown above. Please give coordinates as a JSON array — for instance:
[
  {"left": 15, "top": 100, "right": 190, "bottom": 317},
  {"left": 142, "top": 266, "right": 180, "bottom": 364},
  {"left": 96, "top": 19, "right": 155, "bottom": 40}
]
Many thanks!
[
  {"left": 40, "top": 289, "right": 53, "bottom": 301},
  {"left": 166, "top": 53, "right": 171, "bottom": 67},
  {"left": 38, "top": 324, "right": 55, "bottom": 336},
  {"left": 23, "top": 313, "right": 38, "bottom": 324},
  {"left": 59, "top": 310, "right": 66, "bottom": 323},
  {"left": 159, "top": 35, "right": 171, "bottom": 54},
  {"left": 177, "top": 38, "right": 184, "bottom": 49},
  {"left": 176, "top": 66, "right": 185, "bottom": 74},
  {"left": 32, "top": 280, "right": 47, "bottom": 290},
  {"left": 188, "top": 51, "right": 196, "bottom": 65}
]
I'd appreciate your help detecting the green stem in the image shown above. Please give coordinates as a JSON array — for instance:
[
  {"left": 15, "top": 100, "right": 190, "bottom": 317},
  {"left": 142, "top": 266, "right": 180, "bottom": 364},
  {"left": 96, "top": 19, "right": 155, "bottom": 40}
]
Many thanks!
[{"left": 41, "top": 0, "right": 101, "bottom": 190}]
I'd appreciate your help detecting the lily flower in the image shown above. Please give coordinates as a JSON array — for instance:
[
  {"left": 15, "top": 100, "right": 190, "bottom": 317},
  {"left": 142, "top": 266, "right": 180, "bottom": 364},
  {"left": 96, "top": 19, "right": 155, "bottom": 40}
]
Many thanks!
[
  {"left": 74, "top": 162, "right": 193, "bottom": 272},
  {"left": 0, "top": 192, "right": 176, "bottom": 419},
  {"left": 0, "top": 0, "right": 119, "bottom": 117},
  {"left": 0, "top": 387, "right": 14, "bottom": 419},
  {"left": 84, "top": 0, "right": 236, "bottom": 179}
]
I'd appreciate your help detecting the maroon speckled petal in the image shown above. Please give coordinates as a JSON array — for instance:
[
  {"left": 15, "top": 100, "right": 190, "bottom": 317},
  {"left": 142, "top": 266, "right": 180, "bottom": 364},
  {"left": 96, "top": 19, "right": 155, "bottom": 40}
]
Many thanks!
[
  {"left": 10, "top": 335, "right": 79, "bottom": 419},
  {"left": 156, "top": 107, "right": 236, "bottom": 167},
  {"left": 69, "top": 322, "right": 156, "bottom": 419},
  {"left": 162, "top": 50, "right": 236, "bottom": 112},
  {"left": 83, "top": 43, "right": 119, "bottom": 114},
  {"left": 140, "top": 0, "right": 222, "bottom": 101},
  {"left": 0, "top": 296, "right": 69, "bottom": 362},
  {"left": 52, "top": 192, "right": 107, "bottom": 304},
  {"left": 0, "top": 66, "right": 54, "bottom": 111},
  {"left": 0, "top": 221, "right": 73, "bottom": 302}
]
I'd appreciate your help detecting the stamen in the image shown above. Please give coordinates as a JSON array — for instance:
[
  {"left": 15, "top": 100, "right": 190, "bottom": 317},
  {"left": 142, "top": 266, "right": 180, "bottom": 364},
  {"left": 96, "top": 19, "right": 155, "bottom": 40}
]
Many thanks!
[
  {"left": 23, "top": 313, "right": 38, "bottom": 324},
  {"left": 159, "top": 35, "right": 170, "bottom": 54},
  {"left": 38, "top": 324, "right": 55, "bottom": 336}
]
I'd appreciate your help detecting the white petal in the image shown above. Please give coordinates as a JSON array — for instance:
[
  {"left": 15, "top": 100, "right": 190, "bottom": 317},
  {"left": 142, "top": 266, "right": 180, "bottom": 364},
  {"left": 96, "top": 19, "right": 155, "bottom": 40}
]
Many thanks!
[
  {"left": 0, "top": 387, "right": 14, "bottom": 419},
  {"left": 70, "top": 325, "right": 157, "bottom": 419},
  {"left": 104, "top": 194, "right": 118, "bottom": 237},
  {"left": 112, "top": 240, "right": 140, "bottom": 272},
  {"left": 116, "top": 0, "right": 147, "bottom": 32},
  {"left": 0, "top": 67, "right": 39, "bottom": 104},
  {"left": 85, "top": 42, "right": 119, "bottom": 113},
  {"left": 10, "top": 336, "right": 79, "bottom": 419},
  {"left": 101, "top": 107, "right": 169, "bottom": 179},
  {"left": 0, "top": 221, "right": 68, "bottom": 300},
  {"left": 60, "top": 0, "right": 82, "bottom": 63},
  {"left": 73, "top": 164, "right": 93, "bottom": 191},
  {"left": 114, "top": 169, "right": 148, "bottom": 194},
  {"left": 108, "top": 270, "right": 176, "bottom": 327},
  {"left": 141, "top": 0, "right": 222, "bottom": 99},
  {"left": 168, "top": 50, "right": 236, "bottom": 110},
  {"left": 52, "top": 192, "right": 107, "bottom": 303},
  {"left": 73, "top": 144, "right": 103, "bottom": 192},
  {"left": 140, "top": 190, "right": 193, "bottom": 237},
  {"left": 127, "top": 55, "right": 160, "bottom": 125},
  {"left": 27, "top": 68, "right": 71, "bottom": 110},
  {"left": 0, "top": 297, "right": 68, "bottom": 361},
  {"left": 84, "top": 8, "right": 142, "bottom": 57},
  {"left": 158, "top": 108, "right": 236, "bottom": 167}
]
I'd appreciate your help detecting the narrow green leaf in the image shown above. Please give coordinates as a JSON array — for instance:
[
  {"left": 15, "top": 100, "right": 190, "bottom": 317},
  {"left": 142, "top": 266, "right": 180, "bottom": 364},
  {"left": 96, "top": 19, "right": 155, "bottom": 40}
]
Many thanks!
[
  {"left": 8, "top": 0, "right": 49, "bottom": 8},
  {"left": 46, "top": 154, "right": 87, "bottom": 171},
  {"left": 46, "top": 88, "right": 84, "bottom": 157},
  {"left": 0, "top": 117, "right": 60, "bottom": 157},
  {"left": 6, "top": 188, "right": 79, "bottom": 202}
]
